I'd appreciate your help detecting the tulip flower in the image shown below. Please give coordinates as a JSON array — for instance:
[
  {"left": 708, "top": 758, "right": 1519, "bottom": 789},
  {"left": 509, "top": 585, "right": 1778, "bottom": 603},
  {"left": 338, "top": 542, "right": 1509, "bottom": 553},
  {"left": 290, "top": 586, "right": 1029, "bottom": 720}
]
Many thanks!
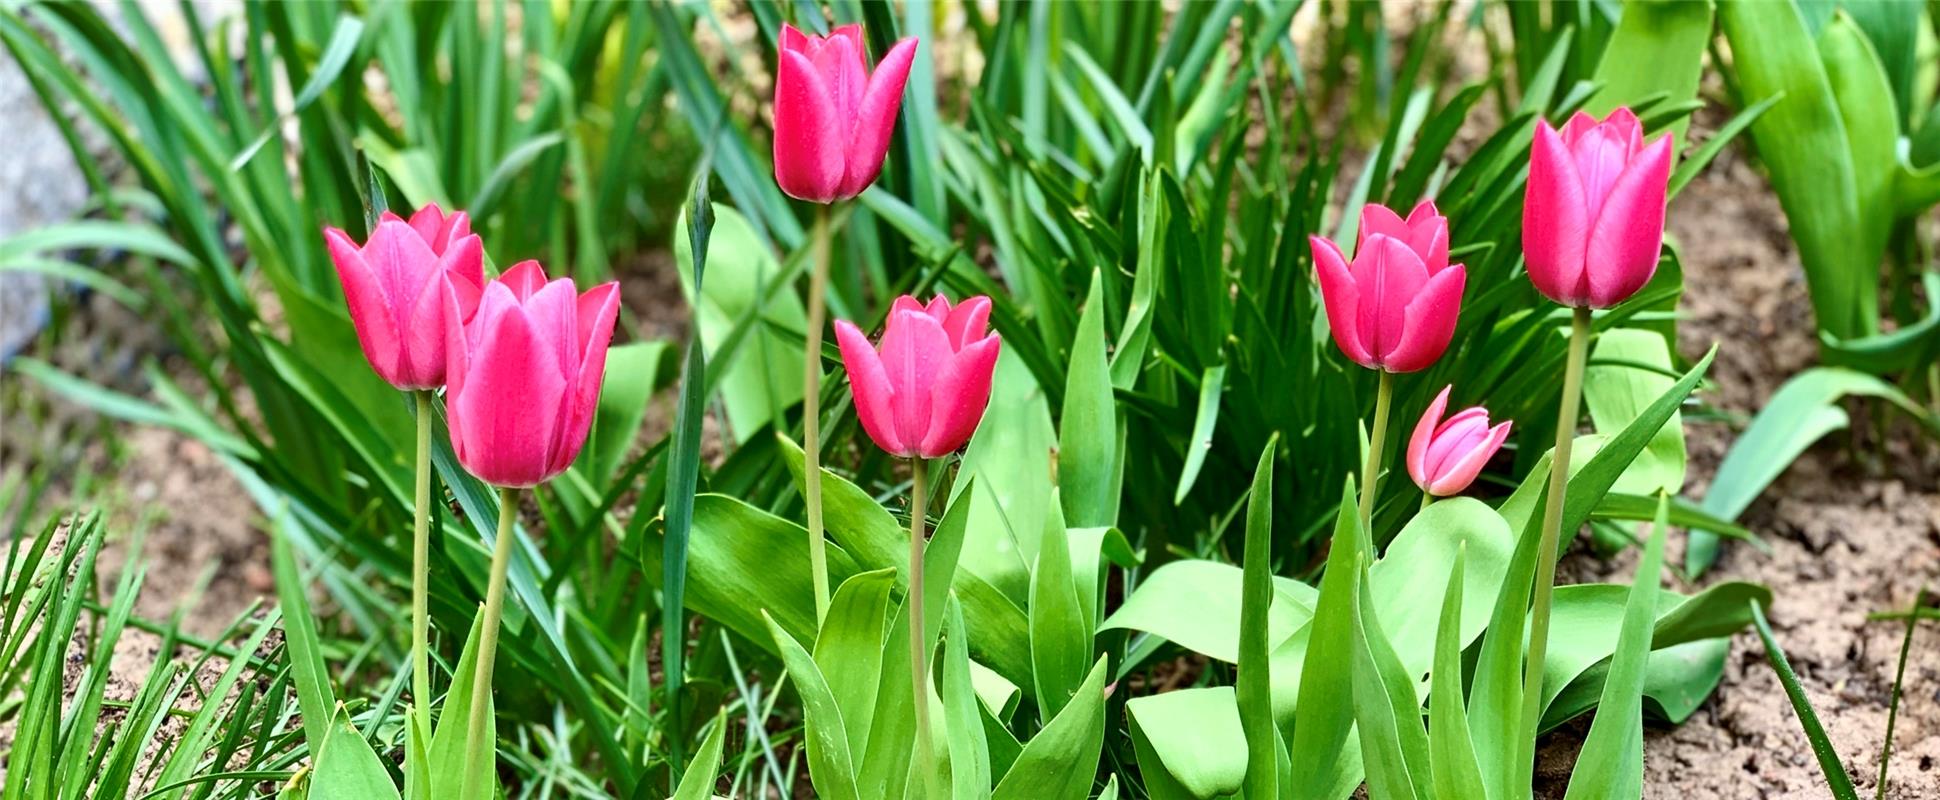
[
  {"left": 1311, "top": 201, "right": 1467, "bottom": 374},
  {"left": 445, "top": 261, "right": 620, "bottom": 489},
  {"left": 834, "top": 295, "right": 1002, "bottom": 459},
  {"left": 1523, "top": 107, "right": 1673, "bottom": 309},
  {"left": 1407, "top": 386, "right": 1511, "bottom": 498},
  {"left": 324, "top": 204, "right": 484, "bottom": 390},
  {"left": 772, "top": 23, "right": 919, "bottom": 204},
  {"left": 834, "top": 294, "right": 998, "bottom": 800}
]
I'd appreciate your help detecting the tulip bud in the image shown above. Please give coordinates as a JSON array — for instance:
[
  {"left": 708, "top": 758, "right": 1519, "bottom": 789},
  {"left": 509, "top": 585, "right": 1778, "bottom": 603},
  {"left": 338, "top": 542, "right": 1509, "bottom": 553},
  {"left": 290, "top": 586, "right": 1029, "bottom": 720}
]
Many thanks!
[
  {"left": 1406, "top": 385, "right": 1512, "bottom": 497},
  {"left": 1523, "top": 108, "right": 1674, "bottom": 308},
  {"left": 445, "top": 261, "right": 620, "bottom": 488},
  {"left": 1312, "top": 201, "right": 1467, "bottom": 373},
  {"left": 834, "top": 295, "right": 1001, "bottom": 459},
  {"left": 324, "top": 203, "right": 485, "bottom": 390},
  {"left": 772, "top": 23, "right": 919, "bottom": 203}
]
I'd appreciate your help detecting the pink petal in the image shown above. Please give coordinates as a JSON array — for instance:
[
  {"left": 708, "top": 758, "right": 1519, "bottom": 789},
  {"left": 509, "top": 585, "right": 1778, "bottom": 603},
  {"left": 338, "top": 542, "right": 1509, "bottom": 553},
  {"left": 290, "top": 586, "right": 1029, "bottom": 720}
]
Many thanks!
[
  {"left": 1559, "top": 110, "right": 1600, "bottom": 145},
  {"left": 835, "top": 319, "right": 905, "bottom": 456},
  {"left": 1584, "top": 134, "right": 1671, "bottom": 308},
  {"left": 1424, "top": 409, "right": 1491, "bottom": 475},
  {"left": 407, "top": 204, "right": 446, "bottom": 248},
  {"left": 890, "top": 295, "right": 928, "bottom": 317},
  {"left": 1427, "top": 420, "right": 1511, "bottom": 496},
  {"left": 780, "top": 23, "right": 809, "bottom": 54},
  {"left": 451, "top": 304, "right": 568, "bottom": 488},
  {"left": 773, "top": 48, "right": 846, "bottom": 203},
  {"left": 1311, "top": 235, "right": 1372, "bottom": 368},
  {"left": 1380, "top": 263, "right": 1466, "bottom": 373},
  {"left": 1404, "top": 200, "right": 1450, "bottom": 274},
  {"left": 551, "top": 282, "right": 620, "bottom": 475},
  {"left": 810, "top": 31, "right": 866, "bottom": 129},
  {"left": 942, "top": 295, "right": 992, "bottom": 350},
  {"left": 1407, "top": 385, "right": 1452, "bottom": 492},
  {"left": 1523, "top": 120, "right": 1591, "bottom": 306},
  {"left": 1354, "top": 235, "right": 1430, "bottom": 363},
  {"left": 921, "top": 294, "right": 952, "bottom": 323},
  {"left": 1571, "top": 125, "right": 1633, "bottom": 223},
  {"left": 443, "top": 209, "right": 473, "bottom": 243},
  {"left": 499, "top": 260, "right": 550, "bottom": 301},
  {"left": 836, "top": 37, "right": 917, "bottom": 198},
  {"left": 443, "top": 276, "right": 479, "bottom": 399},
  {"left": 394, "top": 263, "right": 455, "bottom": 388},
  {"left": 365, "top": 220, "right": 440, "bottom": 314},
  {"left": 877, "top": 308, "right": 951, "bottom": 450},
  {"left": 440, "top": 232, "right": 485, "bottom": 291},
  {"left": 920, "top": 335, "right": 1000, "bottom": 458},
  {"left": 1357, "top": 203, "right": 1408, "bottom": 250},
  {"left": 1601, "top": 107, "right": 1643, "bottom": 155},
  {"left": 326, "top": 227, "right": 405, "bottom": 386}
]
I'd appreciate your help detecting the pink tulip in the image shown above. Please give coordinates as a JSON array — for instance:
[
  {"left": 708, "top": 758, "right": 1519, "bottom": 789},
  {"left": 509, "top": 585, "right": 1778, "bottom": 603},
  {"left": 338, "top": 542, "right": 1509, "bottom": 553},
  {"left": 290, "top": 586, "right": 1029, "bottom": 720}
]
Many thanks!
[
  {"left": 1311, "top": 201, "right": 1467, "bottom": 373},
  {"left": 834, "top": 295, "right": 1001, "bottom": 459},
  {"left": 1407, "top": 385, "right": 1512, "bottom": 497},
  {"left": 324, "top": 204, "right": 485, "bottom": 390},
  {"left": 445, "top": 261, "right": 620, "bottom": 488},
  {"left": 772, "top": 23, "right": 919, "bottom": 203},
  {"left": 1523, "top": 108, "right": 1674, "bottom": 308}
]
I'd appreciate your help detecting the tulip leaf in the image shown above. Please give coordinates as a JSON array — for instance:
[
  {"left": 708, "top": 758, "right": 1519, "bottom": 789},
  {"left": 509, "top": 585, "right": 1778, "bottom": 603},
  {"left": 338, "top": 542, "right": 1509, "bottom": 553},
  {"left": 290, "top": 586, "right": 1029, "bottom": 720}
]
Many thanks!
[
  {"left": 991, "top": 656, "right": 1109, "bottom": 800},
  {"left": 952, "top": 351, "right": 1059, "bottom": 601},
  {"left": 1030, "top": 500, "right": 1089, "bottom": 720},
  {"left": 586, "top": 340, "right": 675, "bottom": 485},
  {"left": 943, "top": 596, "right": 994, "bottom": 800},
  {"left": 429, "top": 614, "right": 497, "bottom": 800},
  {"left": 675, "top": 203, "right": 808, "bottom": 444},
  {"left": 1428, "top": 546, "right": 1487, "bottom": 800},
  {"left": 763, "top": 612, "right": 862, "bottom": 800},
  {"left": 1284, "top": 479, "right": 1367, "bottom": 798},
  {"left": 1585, "top": 328, "right": 1686, "bottom": 497},
  {"left": 1059, "top": 269, "right": 1123, "bottom": 529},
  {"left": 670, "top": 711, "right": 730, "bottom": 800},
  {"left": 642, "top": 493, "right": 858, "bottom": 652},
  {"left": 1563, "top": 494, "right": 1669, "bottom": 800},
  {"left": 1750, "top": 600, "right": 1863, "bottom": 800},
  {"left": 311, "top": 709, "right": 401, "bottom": 800},
  {"left": 814, "top": 569, "right": 898, "bottom": 761},
  {"left": 1587, "top": 0, "right": 1712, "bottom": 149},
  {"left": 1174, "top": 363, "right": 1227, "bottom": 505},
  {"left": 1100, "top": 560, "right": 1317, "bottom": 665},
  {"left": 269, "top": 515, "right": 337, "bottom": 755},
  {"left": 1350, "top": 566, "right": 1434, "bottom": 800},
  {"left": 1128, "top": 688, "right": 1248, "bottom": 800},
  {"left": 1237, "top": 435, "right": 1279, "bottom": 800}
]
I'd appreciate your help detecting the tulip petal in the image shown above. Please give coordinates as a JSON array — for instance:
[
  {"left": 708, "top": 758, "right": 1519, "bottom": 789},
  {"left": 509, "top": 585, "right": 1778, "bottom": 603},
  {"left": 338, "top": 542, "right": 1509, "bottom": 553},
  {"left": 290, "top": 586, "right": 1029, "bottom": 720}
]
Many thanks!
[
  {"left": 1381, "top": 263, "right": 1466, "bottom": 373},
  {"left": 811, "top": 31, "right": 866, "bottom": 128},
  {"left": 1407, "top": 385, "right": 1452, "bottom": 492},
  {"left": 877, "top": 308, "right": 951, "bottom": 450},
  {"left": 1405, "top": 200, "right": 1450, "bottom": 274},
  {"left": 1524, "top": 121, "right": 1591, "bottom": 306},
  {"left": 836, "top": 319, "right": 905, "bottom": 455},
  {"left": 774, "top": 48, "right": 846, "bottom": 203},
  {"left": 326, "top": 227, "right": 405, "bottom": 385},
  {"left": 780, "top": 23, "right": 809, "bottom": 54},
  {"left": 891, "top": 295, "right": 928, "bottom": 318},
  {"left": 407, "top": 204, "right": 446, "bottom": 247},
  {"left": 1357, "top": 203, "right": 1408, "bottom": 249},
  {"left": 452, "top": 305, "right": 567, "bottom": 487},
  {"left": 1584, "top": 134, "right": 1671, "bottom": 308},
  {"left": 499, "top": 260, "right": 550, "bottom": 301},
  {"left": 922, "top": 294, "right": 952, "bottom": 323},
  {"left": 1428, "top": 420, "right": 1511, "bottom": 496},
  {"left": 365, "top": 220, "right": 440, "bottom": 310},
  {"left": 1355, "top": 235, "right": 1429, "bottom": 363},
  {"left": 440, "top": 233, "right": 486, "bottom": 291},
  {"left": 395, "top": 264, "right": 455, "bottom": 388},
  {"left": 920, "top": 335, "right": 1000, "bottom": 458},
  {"left": 837, "top": 37, "right": 917, "bottom": 198},
  {"left": 553, "top": 282, "right": 620, "bottom": 474},
  {"left": 943, "top": 295, "right": 991, "bottom": 350},
  {"left": 1424, "top": 409, "right": 1491, "bottom": 474},
  {"left": 1311, "top": 235, "right": 1373, "bottom": 368}
]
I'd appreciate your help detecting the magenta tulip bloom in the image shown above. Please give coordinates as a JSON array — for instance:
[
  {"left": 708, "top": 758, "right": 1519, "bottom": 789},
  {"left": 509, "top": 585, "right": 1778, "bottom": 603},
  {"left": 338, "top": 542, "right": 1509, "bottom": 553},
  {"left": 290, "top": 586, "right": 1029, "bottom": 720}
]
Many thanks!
[
  {"left": 445, "top": 261, "right": 620, "bottom": 488},
  {"left": 324, "top": 204, "right": 485, "bottom": 390},
  {"left": 834, "top": 295, "right": 1001, "bottom": 459},
  {"left": 1312, "top": 201, "right": 1467, "bottom": 373},
  {"left": 1407, "top": 385, "right": 1512, "bottom": 497},
  {"left": 1523, "top": 108, "right": 1674, "bottom": 308},
  {"left": 772, "top": 23, "right": 919, "bottom": 203}
]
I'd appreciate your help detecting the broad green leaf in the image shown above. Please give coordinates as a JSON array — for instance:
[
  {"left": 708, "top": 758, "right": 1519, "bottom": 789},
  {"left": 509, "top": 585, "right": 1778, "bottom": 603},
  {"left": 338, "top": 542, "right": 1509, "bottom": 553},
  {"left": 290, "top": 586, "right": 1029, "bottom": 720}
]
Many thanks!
[
  {"left": 1285, "top": 480, "right": 1365, "bottom": 799},
  {"left": 1427, "top": 548, "right": 1486, "bottom": 800},
  {"left": 1587, "top": 0, "right": 1713, "bottom": 148},
  {"left": 675, "top": 203, "right": 808, "bottom": 443},
  {"left": 1238, "top": 436, "right": 1279, "bottom": 800},
  {"left": 1030, "top": 502, "right": 1088, "bottom": 720},
  {"left": 814, "top": 569, "right": 898, "bottom": 761},
  {"left": 1099, "top": 560, "right": 1316, "bottom": 664},
  {"left": 404, "top": 709, "right": 431, "bottom": 800},
  {"left": 991, "top": 656, "right": 1109, "bottom": 800},
  {"left": 953, "top": 351, "right": 1058, "bottom": 602},
  {"left": 1059, "top": 270, "right": 1120, "bottom": 528},
  {"left": 311, "top": 709, "right": 401, "bottom": 800},
  {"left": 1127, "top": 688, "right": 1247, "bottom": 800},
  {"left": 269, "top": 517, "right": 336, "bottom": 753},
  {"left": 642, "top": 494, "right": 858, "bottom": 652},
  {"left": 671, "top": 712, "right": 730, "bottom": 800},
  {"left": 943, "top": 597, "right": 993, "bottom": 800},
  {"left": 1585, "top": 328, "right": 1687, "bottom": 496},
  {"left": 430, "top": 614, "right": 496, "bottom": 800},
  {"left": 1350, "top": 569, "right": 1433, "bottom": 800},
  {"left": 1563, "top": 495, "right": 1669, "bottom": 800},
  {"left": 1820, "top": 273, "right": 1940, "bottom": 372},
  {"left": 763, "top": 612, "right": 861, "bottom": 800},
  {"left": 586, "top": 340, "right": 674, "bottom": 484}
]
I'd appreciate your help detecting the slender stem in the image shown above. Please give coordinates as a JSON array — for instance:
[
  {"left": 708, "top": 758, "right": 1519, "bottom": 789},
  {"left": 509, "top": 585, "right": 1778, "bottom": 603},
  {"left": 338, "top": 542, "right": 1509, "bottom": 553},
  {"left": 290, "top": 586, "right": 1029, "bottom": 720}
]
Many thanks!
[
  {"left": 1358, "top": 370, "right": 1396, "bottom": 529},
  {"left": 907, "top": 457, "right": 941, "bottom": 800},
  {"left": 1517, "top": 305, "right": 1593, "bottom": 773},
  {"left": 805, "top": 205, "right": 833, "bottom": 625},
  {"left": 1877, "top": 586, "right": 1928, "bottom": 800},
  {"left": 461, "top": 487, "right": 520, "bottom": 800},
  {"left": 1419, "top": 491, "right": 1433, "bottom": 513},
  {"left": 412, "top": 391, "right": 435, "bottom": 716}
]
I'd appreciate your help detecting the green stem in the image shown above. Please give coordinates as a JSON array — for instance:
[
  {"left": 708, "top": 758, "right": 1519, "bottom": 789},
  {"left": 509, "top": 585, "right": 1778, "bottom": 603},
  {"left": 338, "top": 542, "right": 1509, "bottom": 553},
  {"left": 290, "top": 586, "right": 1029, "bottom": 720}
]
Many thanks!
[
  {"left": 805, "top": 205, "right": 833, "bottom": 625},
  {"left": 1419, "top": 491, "right": 1433, "bottom": 513},
  {"left": 908, "top": 457, "right": 941, "bottom": 800},
  {"left": 1517, "top": 305, "right": 1592, "bottom": 776},
  {"left": 412, "top": 391, "right": 434, "bottom": 715},
  {"left": 461, "top": 487, "right": 520, "bottom": 800},
  {"left": 1358, "top": 371, "right": 1395, "bottom": 529}
]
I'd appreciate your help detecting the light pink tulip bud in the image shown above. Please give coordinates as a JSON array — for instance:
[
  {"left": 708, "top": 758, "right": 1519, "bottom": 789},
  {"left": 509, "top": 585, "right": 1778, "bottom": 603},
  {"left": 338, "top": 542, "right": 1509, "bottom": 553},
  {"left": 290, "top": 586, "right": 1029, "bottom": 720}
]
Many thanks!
[
  {"left": 324, "top": 203, "right": 485, "bottom": 390},
  {"left": 834, "top": 295, "right": 1001, "bottom": 459},
  {"left": 445, "top": 261, "right": 619, "bottom": 488},
  {"left": 772, "top": 23, "right": 919, "bottom": 203},
  {"left": 1406, "top": 385, "right": 1512, "bottom": 497},
  {"left": 1312, "top": 201, "right": 1467, "bottom": 373},
  {"left": 1523, "top": 108, "right": 1674, "bottom": 308}
]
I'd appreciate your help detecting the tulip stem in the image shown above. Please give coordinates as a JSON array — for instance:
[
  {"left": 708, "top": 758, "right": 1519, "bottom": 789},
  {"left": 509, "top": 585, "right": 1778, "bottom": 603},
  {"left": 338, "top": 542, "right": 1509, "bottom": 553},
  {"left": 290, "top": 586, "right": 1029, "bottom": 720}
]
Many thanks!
[
  {"left": 1419, "top": 491, "right": 1433, "bottom": 513},
  {"left": 411, "top": 391, "right": 434, "bottom": 718},
  {"left": 805, "top": 205, "right": 833, "bottom": 626},
  {"left": 461, "top": 487, "right": 520, "bottom": 800},
  {"left": 1358, "top": 370, "right": 1395, "bottom": 530},
  {"left": 907, "top": 457, "right": 941, "bottom": 800},
  {"left": 1518, "top": 305, "right": 1593, "bottom": 778}
]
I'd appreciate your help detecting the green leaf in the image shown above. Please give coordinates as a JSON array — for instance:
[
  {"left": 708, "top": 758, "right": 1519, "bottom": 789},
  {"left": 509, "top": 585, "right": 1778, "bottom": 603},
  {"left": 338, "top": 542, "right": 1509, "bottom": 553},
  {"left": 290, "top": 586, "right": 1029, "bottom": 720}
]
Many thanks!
[
  {"left": 586, "top": 340, "right": 673, "bottom": 484},
  {"left": 953, "top": 351, "right": 1058, "bottom": 602},
  {"left": 404, "top": 708, "right": 431, "bottom": 800},
  {"left": 943, "top": 596, "right": 993, "bottom": 800},
  {"left": 1174, "top": 364, "right": 1227, "bottom": 505},
  {"left": 1285, "top": 480, "right": 1365, "bottom": 798},
  {"left": 643, "top": 494, "right": 856, "bottom": 654},
  {"left": 671, "top": 711, "right": 730, "bottom": 800},
  {"left": 814, "top": 569, "right": 898, "bottom": 760},
  {"left": 1750, "top": 600, "right": 1861, "bottom": 800},
  {"left": 1820, "top": 273, "right": 1940, "bottom": 372},
  {"left": 991, "top": 656, "right": 1109, "bottom": 800},
  {"left": 1350, "top": 568, "right": 1433, "bottom": 800},
  {"left": 1668, "top": 93, "right": 1782, "bottom": 198},
  {"left": 1563, "top": 494, "right": 1669, "bottom": 800},
  {"left": 1585, "top": 328, "right": 1687, "bottom": 496},
  {"left": 429, "top": 614, "right": 496, "bottom": 800},
  {"left": 1428, "top": 547, "right": 1486, "bottom": 800},
  {"left": 311, "top": 709, "right": 401, "bottom": 800},
  {"left": 675, "top": 203, "right": 808, "bottom": 444},
  {"left": 1587, "top": 0, "right": 1713, "bottom": 149},
  {"left": 230, "top": 15, "right": 365, "bottom": 171},
  {"left": 1128, "top": 688, "right": 1247, "bottom": 800},
  {"left": 763, "top": 611, "right": 862, "bottom": 800},
  {"left": 1099, "top": 560, "right": 1315, "bottom": 665},
  {"left": 1059, "top": 270, "right": 1120, "bottom": 528},
  {"left": 269, "top": 517, "right": 337, "bottom": 754},
  {"left": 1029, "top": 502, "right": 1088, "bottom": 720},
  {"left": 1238, "top": 435, "right": 1279, "bottom": 800}
]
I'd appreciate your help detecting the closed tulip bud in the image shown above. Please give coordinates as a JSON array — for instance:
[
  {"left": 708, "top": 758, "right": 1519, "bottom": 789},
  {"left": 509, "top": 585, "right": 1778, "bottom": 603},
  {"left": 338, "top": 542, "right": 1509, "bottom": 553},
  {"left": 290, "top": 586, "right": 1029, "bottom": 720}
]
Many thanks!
[
  {"left": 1523, "top": 108, "right": 1674, "bottom": 308},
  {"left": 772, "top": 23, "right": 919, "bottom": 203},
  {"left": 445, "top": 261, "right": 619, "bottom": 488},
  {"left": 1312, "top": 201, "right": 1467, "bottom": 373},
  {"left": 324, "top": 204, "right": 485, "bottom": 390},
  {"left": 834, "top": 295, "right": 1001, "bottom": 459},
  {"left": 1407, "top": 385, "right": 1512, "bottom": 497}
]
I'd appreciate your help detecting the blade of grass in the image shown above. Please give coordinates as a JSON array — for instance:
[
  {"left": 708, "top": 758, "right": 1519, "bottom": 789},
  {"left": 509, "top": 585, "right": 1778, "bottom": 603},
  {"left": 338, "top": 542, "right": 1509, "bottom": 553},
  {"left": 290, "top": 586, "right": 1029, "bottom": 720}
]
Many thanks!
[{"left": 1749, "top": 599, "right": 1860, "bottom": 800}]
